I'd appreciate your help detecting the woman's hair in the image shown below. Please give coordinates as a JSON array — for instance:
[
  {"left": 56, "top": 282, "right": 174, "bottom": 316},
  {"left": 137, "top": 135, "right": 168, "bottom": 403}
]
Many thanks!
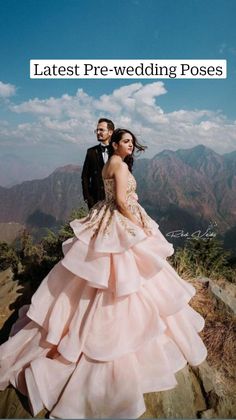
[{"left": 108, "top": 128, "right": 147, "bottom": 172}]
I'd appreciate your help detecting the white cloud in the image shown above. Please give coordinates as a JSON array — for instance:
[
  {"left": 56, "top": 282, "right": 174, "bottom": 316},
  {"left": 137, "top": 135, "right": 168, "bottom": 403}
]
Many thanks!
[
  {"left": 2, "top": 82, "right": 236, "bottom": 157},
  {"left": 0, "top": 81, "right": 16, "bottom": 98}
]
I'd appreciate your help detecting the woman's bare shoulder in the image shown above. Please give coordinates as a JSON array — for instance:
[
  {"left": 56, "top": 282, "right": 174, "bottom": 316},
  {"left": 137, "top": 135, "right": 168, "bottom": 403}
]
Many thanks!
[{"left": 103, "top": 156, "right": 128, "bottom": 178}]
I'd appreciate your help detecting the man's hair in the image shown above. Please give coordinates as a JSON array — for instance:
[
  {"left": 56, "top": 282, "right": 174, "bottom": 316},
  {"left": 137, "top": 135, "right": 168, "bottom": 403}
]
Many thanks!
[{"left": 98, "top": 118, "right": 115, "bottom": 131}]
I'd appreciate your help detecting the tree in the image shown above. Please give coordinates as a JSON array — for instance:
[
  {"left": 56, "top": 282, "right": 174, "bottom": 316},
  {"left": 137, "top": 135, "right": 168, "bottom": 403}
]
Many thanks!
[
  {"left": 0, "top": 242, "right": 19, "bottom": 273},
  {"left": 17, "top": 206, "right": 88, "bottom": 290},
  {"left": 170, "top": 237, "right": 235, "bottom": 282}
]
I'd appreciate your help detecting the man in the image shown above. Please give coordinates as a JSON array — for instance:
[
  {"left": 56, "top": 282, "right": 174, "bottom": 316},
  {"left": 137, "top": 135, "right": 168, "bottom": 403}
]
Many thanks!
[{"left": 81, "top": 118, "right": 115, "bottom": 209}]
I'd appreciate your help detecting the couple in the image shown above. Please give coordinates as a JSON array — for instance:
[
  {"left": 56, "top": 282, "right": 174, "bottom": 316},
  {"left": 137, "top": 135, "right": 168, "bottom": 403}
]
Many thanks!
[{"left": 0, "top": 121, "right": 207, "bottom": 419}]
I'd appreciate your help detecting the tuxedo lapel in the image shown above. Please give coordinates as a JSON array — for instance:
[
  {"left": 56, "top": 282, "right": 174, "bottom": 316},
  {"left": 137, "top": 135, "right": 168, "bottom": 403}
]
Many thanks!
[{"left": 95, "top": 145, "right": 104, "bottom": 168}]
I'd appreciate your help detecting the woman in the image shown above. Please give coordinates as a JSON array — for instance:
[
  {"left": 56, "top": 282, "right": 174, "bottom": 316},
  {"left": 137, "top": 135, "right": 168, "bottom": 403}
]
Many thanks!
[{"left": 0, "top": 128, "right": 207, "bottom": 419}]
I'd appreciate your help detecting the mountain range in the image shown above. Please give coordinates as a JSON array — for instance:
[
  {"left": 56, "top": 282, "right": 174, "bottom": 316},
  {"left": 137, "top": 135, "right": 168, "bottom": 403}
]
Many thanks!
[{"left": 0, "top": 145, "right": 235, "bottom": 250}]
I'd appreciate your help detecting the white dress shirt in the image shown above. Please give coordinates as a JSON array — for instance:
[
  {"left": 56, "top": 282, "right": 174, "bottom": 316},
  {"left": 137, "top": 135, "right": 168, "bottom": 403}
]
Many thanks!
[{"left": 101, "top": 144, "right": 109, "bottom": 163}]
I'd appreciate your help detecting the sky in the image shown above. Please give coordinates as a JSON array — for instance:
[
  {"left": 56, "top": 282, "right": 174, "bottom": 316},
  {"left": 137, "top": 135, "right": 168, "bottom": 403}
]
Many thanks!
[{"left": 0, "top": 0, "right": 236, "bottom": 185}]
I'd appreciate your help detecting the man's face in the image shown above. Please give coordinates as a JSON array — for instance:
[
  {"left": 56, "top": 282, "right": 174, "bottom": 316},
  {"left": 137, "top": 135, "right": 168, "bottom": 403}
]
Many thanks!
[{"left": 95, "top": 122, "right": 113, "bottom": 144}]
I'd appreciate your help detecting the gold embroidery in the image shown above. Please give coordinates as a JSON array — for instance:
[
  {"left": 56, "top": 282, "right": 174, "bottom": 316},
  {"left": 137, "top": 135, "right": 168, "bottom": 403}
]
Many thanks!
[
  {"left": 103, "top": 206, "right": 115, "bottom": 237},
  {"left": 79, "top": 172, "right": 154, "bottom": 239},
  {"left": 116, "top": 212, "right": 137, "bottom": 236}
]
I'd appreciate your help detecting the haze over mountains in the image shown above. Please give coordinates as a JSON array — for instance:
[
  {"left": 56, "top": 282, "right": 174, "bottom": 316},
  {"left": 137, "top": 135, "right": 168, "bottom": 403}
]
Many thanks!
[{"left": 0, "top": 145, "right": 235, "bottom": 249}]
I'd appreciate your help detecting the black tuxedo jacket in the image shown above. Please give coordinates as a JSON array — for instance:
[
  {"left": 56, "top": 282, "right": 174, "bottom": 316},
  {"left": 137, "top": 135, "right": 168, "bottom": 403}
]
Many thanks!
[{"left": 81, "top": 144, "right": 106, "bottom": 209}]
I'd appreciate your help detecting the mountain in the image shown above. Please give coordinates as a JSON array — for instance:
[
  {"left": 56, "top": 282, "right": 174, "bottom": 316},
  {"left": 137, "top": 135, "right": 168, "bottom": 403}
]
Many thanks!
[
  {"left": 0, "top": 154, "right": 51, "bottom": 187},
  {"left": 0, "top": 146, "right": 235, "bottom": 248},
  {"left": 133, "top": 145, "right": 236, "bottom": 237},
  {"left": 0, "top": 222, "right": 25, "bottom": 243},
  {"left": 0, "top": 165, "right": 84, "bottom": 226}
]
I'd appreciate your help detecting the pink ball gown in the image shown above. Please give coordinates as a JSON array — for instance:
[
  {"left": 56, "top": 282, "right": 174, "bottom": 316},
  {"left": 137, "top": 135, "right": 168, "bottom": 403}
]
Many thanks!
[{"left": 0, "top": 172, "right": 207, "bottom": 419}]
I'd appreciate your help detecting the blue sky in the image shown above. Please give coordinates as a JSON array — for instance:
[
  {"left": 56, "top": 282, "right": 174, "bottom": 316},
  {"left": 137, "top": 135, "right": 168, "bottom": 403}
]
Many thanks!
[{"left": 0, "top": 0, "right": 236, "bottom": 185}]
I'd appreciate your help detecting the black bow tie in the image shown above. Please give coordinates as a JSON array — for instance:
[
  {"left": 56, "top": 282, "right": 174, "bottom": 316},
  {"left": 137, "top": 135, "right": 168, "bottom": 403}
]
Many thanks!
[{"left": 101, "top": 145, "right": 110, "bottom": 151}]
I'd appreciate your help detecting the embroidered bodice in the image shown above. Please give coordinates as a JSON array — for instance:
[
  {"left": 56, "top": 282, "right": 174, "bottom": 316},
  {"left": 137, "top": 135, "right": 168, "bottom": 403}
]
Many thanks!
[
  {"left": 75, "top": 171, "right": 158, "bottom": 246},
  {"left": 103, "top": 171, "right": 138, "bottom": 203}
]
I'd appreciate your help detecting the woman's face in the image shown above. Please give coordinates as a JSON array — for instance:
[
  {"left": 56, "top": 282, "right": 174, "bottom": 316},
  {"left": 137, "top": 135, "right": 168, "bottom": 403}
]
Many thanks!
[{"left": 113, "top": 132, "right": 134, "bottom": 158}]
